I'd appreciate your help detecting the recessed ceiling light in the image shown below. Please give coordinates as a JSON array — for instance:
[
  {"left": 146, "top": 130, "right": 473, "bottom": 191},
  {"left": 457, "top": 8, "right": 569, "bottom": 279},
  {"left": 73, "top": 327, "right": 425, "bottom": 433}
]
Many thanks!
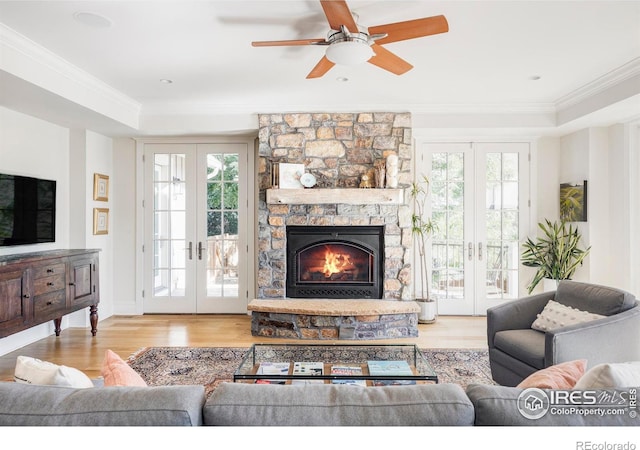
[
  {"left": 73, "top": 11, "right": 113, "bottom": 28},
  {"left": 336, "top": 77, "right": 349, "bottom": 82},
  {"left": 160, "top": 79, "right": 173, "bottom": 84},
  {"left": 529, "top": 75, "right": 542, "bottom": 81}
]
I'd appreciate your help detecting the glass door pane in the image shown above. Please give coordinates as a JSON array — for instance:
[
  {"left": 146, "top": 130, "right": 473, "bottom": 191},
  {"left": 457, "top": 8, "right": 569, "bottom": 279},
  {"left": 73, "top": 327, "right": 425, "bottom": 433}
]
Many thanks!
[{"left": 144, "top": 144, "right": 196, "bottom": 313}]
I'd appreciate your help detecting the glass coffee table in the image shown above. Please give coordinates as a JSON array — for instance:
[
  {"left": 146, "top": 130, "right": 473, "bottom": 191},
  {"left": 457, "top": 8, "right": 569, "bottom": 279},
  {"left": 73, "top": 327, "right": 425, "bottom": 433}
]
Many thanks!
[{"left": 233, "top": 344, "right": 438, "bottom": 385}]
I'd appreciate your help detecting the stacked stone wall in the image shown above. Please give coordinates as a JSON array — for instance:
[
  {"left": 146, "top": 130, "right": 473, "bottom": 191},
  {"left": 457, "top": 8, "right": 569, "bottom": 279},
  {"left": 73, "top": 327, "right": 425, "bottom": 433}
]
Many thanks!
[{"left": 257, "top": 112, "right": 413, "bottom": 301}]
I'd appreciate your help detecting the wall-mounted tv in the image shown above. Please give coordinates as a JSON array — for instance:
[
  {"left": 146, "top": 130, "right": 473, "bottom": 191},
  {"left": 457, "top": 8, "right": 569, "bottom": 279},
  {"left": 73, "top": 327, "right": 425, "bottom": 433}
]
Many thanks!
[{"left": 0, "top": 173, "right": 56, "bottom": 246}]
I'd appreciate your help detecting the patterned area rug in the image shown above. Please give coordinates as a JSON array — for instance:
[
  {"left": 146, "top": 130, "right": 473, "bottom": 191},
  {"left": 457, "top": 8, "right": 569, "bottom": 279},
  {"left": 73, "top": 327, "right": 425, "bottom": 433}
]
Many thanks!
[{"left": 127, "top": 346, "right": 494, "bottom": 398}]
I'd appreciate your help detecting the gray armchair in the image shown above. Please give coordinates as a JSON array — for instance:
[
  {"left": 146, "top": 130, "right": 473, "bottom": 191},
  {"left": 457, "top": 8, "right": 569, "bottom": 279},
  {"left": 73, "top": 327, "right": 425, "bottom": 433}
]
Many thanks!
[{"left": 487, "top": 280, "right": 640, "bottom": 386}]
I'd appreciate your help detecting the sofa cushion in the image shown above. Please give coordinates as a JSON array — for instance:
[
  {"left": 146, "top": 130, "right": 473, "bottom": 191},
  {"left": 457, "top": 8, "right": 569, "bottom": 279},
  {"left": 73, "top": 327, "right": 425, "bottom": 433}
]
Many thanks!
[
  {"left": 516, "top": 359, "right": 586, "bottom": 389},
  {"left": 573, "top": 361, "right": 640, "bottom": 389},
  {"left": 203, "top": 382, "right": 474, "bottom": 426},
  {"left": 493, "top": 329, "right": 545, "bottom": 369},
  {"left": 14, "top": 356, "right": 94, "bottom": 389},
  {"left": 0, "top": 382, "right": 205, "bottom": 426},
  {"left": 101, "top": 350, "right": 147, "bottom": 387},
  {"left": 531, "top": 300, "right": 605, "bottom": 332},
  {"left": 466, "top": 384, "right": 637, "bottom": 426},
  {"left": 554, "top": 280, "right": 637, "bottom": 316}
]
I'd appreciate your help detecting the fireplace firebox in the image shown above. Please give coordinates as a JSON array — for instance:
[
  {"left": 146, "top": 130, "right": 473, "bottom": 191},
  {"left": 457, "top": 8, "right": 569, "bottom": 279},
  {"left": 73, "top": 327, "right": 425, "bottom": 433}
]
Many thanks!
[{"left": 286, "top": 226, "right": 384, "bottom": 299}]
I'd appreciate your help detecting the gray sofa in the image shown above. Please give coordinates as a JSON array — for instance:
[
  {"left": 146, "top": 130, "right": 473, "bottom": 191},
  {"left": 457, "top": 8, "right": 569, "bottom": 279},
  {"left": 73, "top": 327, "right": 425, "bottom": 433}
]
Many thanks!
[{"left": 1, "top": 381, "right": 637, "bottom": 426}]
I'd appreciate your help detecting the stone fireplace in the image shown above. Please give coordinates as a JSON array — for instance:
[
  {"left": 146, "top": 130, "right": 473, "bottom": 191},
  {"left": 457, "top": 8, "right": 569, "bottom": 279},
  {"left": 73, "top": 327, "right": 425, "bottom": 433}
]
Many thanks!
[{"left": 257, "top": 112, "right": 414, "bottom": 302}]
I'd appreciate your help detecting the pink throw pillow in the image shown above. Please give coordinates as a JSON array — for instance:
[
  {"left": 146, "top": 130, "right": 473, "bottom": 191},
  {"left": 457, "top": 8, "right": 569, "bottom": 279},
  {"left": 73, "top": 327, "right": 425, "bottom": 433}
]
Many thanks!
[
  {"left": 101, "top": 349, "right": 147, "bottom": 387},
  {"left": 517, "top": 359, "right": 587, "bottom": 389}
]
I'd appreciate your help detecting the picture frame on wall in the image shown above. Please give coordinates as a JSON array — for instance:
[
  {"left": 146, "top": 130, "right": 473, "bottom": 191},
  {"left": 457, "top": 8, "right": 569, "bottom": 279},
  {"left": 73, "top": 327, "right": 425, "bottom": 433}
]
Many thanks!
[
  {"left": 93, "top": 173, "right": 109, "bottom": 201},
  {"left": 93, "top": 208, "right": 109, "bottom": 235},
  {"left": 560, "top": 180, "right": 587, "bottom": 222}
]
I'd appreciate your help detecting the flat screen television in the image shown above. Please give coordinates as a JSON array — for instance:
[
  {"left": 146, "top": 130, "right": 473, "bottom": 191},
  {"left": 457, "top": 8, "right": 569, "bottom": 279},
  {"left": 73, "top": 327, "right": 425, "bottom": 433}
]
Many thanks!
[{"left": 0, "top": 173, "right": 56, "bottom": 246}]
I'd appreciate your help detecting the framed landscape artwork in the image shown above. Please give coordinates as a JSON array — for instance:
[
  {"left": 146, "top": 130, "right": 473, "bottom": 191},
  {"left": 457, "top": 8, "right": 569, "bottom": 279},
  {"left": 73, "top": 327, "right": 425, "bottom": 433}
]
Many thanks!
[
  {"left": 93, "top": 208, "right": 109, "bottom": 235},
  {"left": 560, "top": 180, "right": 587, "bottom": 222}
]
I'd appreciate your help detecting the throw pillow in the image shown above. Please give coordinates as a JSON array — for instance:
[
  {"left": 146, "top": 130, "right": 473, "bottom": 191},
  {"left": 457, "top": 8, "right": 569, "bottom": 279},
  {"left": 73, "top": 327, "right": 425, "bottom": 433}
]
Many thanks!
[
  {"left": 517, "top": 359, "right": 587, "bottom": 389},
  {"left": 101, "top": 349, "right": 147, "bottom": 387},
  {"left": 14, "top": 355, "right": 94, "bottom": 388},
  {"left": 573, "top": 361, "right": 640, "bottom": 390},
  {"left": 531, "top": 299, "right": 605, "bottom": 332}
]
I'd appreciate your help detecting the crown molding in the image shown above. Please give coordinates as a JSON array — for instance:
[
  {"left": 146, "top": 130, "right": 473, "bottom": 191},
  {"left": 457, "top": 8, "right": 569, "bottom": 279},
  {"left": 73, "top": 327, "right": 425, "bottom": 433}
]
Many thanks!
[
  {"left": 555, "top": 58, "right": 640, "bottom": 111},
  {"left": 0, "top": 23, "right": 141, "bottom": 127}
]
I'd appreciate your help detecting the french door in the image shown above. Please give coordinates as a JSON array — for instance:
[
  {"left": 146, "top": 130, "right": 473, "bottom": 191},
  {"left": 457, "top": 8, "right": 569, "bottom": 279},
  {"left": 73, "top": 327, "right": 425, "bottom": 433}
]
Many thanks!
[
  {"left": 142, "top": 141, "right": 251, "bottom": 313},
  {"left": 417, "top": 142, "right": 530, "bottom": 315}
]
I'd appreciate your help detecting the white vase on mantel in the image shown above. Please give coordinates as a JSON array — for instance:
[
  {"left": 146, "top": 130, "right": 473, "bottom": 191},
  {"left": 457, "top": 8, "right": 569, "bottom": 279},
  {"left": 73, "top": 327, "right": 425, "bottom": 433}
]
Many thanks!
[{"left": 543, "top": 278, "right": 560, "bottom": 292}]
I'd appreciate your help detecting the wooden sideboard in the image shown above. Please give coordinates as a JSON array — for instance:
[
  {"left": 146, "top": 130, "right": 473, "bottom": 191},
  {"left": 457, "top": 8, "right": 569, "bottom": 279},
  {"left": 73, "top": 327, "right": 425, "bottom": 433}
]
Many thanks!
[{"left": 0, "top": 249, "right": 100, "bottom": 338}]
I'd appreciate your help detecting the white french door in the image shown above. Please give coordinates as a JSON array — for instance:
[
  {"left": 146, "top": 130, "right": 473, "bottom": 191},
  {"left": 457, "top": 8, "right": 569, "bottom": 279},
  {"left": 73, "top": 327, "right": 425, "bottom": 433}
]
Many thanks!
[
  {"left": 417, "top": 142, "right": 530, "bottom": 315},
  {"left": 142, "top": 141, "right": 250, "bottom": 314}
]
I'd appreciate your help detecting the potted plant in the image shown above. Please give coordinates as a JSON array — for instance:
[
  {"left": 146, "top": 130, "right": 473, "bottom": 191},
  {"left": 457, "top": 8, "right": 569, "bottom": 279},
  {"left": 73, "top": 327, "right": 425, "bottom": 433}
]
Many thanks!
[
  {"left": 410, "top": 175, "right": 437, "bottom": 323},
  {"left": 521, "top": 219, "right": 591, "bottom": 294}
]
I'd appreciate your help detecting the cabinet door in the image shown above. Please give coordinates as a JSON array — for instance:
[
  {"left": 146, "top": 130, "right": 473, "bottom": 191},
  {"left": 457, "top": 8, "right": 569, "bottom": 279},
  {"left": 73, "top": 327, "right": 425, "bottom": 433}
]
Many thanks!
[
  {"left": 0, "top": 268, "right": 32, "bottom": 337},
  {"left": 68, "top": 256, "right": 98, "bottom": 307}
]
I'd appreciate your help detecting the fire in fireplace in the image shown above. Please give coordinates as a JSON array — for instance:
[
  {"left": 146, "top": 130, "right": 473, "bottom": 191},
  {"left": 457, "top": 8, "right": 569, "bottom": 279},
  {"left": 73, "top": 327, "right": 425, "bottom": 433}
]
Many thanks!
[{"left": 286, "top": 226, "right": 384, "bottom": 299}]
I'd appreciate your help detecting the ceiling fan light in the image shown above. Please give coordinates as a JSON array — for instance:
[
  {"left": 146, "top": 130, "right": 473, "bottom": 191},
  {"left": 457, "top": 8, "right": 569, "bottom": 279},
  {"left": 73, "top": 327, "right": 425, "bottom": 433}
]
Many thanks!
[{"left": 325, "top": 41, "right": 374, "bottom": 65}]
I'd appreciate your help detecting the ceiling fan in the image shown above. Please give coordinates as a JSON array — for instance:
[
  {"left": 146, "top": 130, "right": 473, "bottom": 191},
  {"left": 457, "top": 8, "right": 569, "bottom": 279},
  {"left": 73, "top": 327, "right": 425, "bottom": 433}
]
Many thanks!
[{"left": 251, "top": 0, "right": 448, "bottom": 79}]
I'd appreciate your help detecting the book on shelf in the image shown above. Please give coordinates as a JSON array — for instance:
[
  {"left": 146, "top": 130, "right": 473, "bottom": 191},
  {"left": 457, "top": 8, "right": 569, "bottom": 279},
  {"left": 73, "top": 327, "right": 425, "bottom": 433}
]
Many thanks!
[
  {"left": 291, "top": 361, "right": 324, "bottom": 385},
  {"left": 330, "top": 365, "right": 366, "bottom": 386},
  {"left": 255, "top": 361, "right": 290, "bottom": 385}
]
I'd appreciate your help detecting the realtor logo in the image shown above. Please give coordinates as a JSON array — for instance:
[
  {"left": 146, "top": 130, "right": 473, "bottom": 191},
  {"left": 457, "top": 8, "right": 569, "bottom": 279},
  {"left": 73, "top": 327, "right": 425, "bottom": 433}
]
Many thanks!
[{"left": 517, "top": 388, "right": 550, "bottom": 419}]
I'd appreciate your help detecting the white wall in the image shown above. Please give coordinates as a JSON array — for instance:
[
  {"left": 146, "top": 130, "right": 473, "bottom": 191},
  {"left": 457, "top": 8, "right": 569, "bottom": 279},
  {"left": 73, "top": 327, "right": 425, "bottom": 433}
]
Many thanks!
[
  {"left": 112, "top": 137, "right": 138, "bottom": 314},
  {"left": 0, "top": 107, "right": 115, "bottom": 356}
]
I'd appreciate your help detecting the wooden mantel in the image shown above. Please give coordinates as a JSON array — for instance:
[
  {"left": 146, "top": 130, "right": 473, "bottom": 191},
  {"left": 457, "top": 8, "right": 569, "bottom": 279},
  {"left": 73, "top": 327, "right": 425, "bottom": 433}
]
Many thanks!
[{"left": 266, "top": 188, "right": 404, "bottom": 205}]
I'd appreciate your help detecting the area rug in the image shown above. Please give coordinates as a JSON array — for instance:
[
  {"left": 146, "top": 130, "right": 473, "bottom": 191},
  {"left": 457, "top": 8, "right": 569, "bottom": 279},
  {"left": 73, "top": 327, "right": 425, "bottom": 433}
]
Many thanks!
[{"left": 127, "top": 346, "right": 494, "bottom": 398}]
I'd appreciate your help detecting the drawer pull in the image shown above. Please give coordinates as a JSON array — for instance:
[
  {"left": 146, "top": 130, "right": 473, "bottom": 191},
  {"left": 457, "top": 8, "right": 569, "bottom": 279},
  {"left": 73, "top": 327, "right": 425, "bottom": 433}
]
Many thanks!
[
  {"left": 23, "top": 294, "right": 30, "bottom": 299},
  {"left": 46, "top": 301, "right": 53, "bottom": 306},
  {"left": 47, "top": 282, "right": 54, "bottom": 286},
  {"left": 69, "top": 282, "right": 75, "bottom": 286},
  {"left": 47, "top": 268, "right": 54, "bottom": 273}
]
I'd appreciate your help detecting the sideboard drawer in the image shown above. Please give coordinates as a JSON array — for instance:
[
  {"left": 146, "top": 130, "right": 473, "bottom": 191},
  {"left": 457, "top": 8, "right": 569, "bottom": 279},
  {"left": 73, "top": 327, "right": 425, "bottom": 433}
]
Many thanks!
[
  {"left": 33, "top": 290, "right": 66, "bottom": 320},
  {"left": 33, "top": 274, "right": 66, "bottom": 296},
  {"left": 32, "top": 263, "right": 66, "bottom": 280}
]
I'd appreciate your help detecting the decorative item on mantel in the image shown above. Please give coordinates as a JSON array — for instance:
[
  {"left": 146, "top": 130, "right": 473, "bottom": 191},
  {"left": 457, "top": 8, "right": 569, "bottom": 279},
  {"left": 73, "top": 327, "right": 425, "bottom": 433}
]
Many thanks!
[
  {"left": 359, "top": 174, "right": 372, "bottom": 188},
  {"left": 410, "top": 175, "right": 437, "bottom": 323},
  {"left": 385, "top": 154, "right": 399, "bottom": 188},
  {"left": 374, "top": 159, "right": 386, "bottom": 188}
]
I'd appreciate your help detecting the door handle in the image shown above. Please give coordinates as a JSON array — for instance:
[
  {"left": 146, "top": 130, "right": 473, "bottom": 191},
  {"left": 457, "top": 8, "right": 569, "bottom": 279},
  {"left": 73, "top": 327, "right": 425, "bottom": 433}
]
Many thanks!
[
  {"left": 468, "top": 242, "right": 473, "bottom": 260},
  {"left": 478, "top": 242, "right": 483, "bottom": 261},
  {"left": 187, "top": 241, "right": 193, "bottom": 260},
  {"left": 198, "top": 241, "right": 204, "bottom": 260}
]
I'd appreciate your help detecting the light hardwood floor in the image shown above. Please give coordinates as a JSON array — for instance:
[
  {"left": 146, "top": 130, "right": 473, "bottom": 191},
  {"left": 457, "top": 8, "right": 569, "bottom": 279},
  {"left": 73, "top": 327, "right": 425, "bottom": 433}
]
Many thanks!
[{"left": 0, "top": 314, "right": 487, "bottom": 380}]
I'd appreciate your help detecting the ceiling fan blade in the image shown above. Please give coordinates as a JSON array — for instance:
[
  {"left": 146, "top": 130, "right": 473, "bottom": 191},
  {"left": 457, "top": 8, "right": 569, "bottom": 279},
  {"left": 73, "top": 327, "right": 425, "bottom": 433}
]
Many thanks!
[
  {"left": 368, "top": 44, "right": 413, "bottom": 75},
  {"left": 252, "top": 38, "right": 326, "bottom": 47},
  {"left": 320, "top": 0, "right": 358, "bottom": 33},
  {"left": 368, "top": 15, "right": 449, "bottom": 45},
  {"left": 306, "top": 55, "right": 336, "bottom": 79}
]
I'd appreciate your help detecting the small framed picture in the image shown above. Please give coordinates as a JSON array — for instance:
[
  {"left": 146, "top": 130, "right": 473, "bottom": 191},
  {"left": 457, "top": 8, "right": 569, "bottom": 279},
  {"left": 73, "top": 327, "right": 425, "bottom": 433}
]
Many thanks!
[
  {"left": 93, "top": 173, "right": 109, "bottom": 201},
  {"left": 278, "top": 163, "right": 305, "bottom": 189},
  {"left": 93, "top": 208, "right": 109, "bottom": 235},
  {"left": 560, "top": 180, "right": 587, "bottom": 222}
]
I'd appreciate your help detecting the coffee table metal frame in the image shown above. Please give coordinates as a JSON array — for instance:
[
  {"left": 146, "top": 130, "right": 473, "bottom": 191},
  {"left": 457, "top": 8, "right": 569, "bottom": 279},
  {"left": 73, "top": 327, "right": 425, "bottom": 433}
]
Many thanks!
[{"left": 233, "top": 343, "right": 438, "bottom": 384}]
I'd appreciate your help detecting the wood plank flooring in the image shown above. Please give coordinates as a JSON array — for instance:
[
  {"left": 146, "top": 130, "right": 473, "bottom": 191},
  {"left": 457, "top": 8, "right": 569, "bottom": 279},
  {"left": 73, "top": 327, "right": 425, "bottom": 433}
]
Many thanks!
[{"left": 0, "top": 314, "right": 487, "bottom": 380}]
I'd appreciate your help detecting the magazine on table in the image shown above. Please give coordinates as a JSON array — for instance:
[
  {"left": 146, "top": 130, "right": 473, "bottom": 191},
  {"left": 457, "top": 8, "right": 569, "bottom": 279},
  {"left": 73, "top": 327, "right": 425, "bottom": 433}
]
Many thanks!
[
  {"left": 291, "top": 361, "right": 324, "bottom": 385},
  {"left": 330, "top": 365, "right": 366, "bottom": 386},
  {"left": 367, "top": 360, "right": 416, "bottom": 386},
  {"left": 255, "top": 361, "right": 290, "bottom": 385}
]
